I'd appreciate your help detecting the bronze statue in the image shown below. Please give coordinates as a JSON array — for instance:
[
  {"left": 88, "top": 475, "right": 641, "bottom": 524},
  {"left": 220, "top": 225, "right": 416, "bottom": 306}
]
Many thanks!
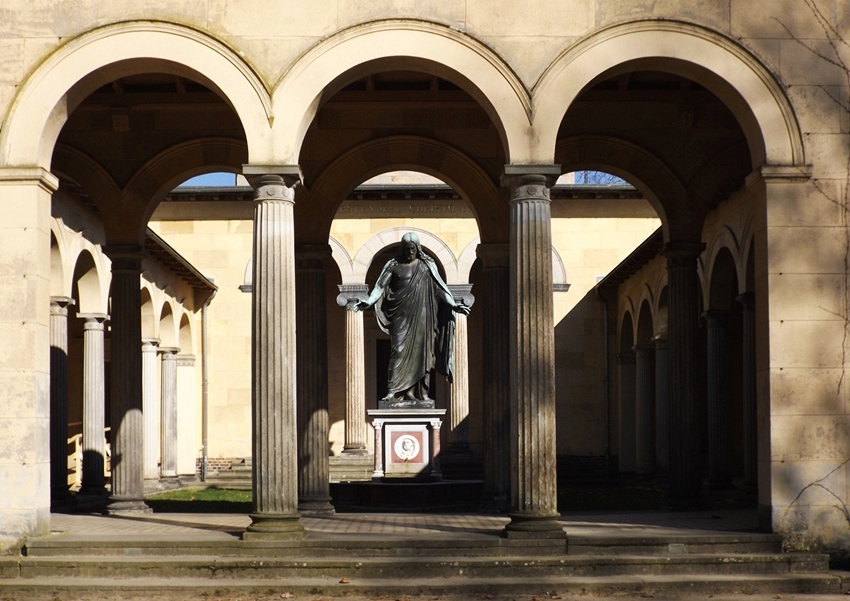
[{"left": 354, "top": 232, "right": 471, "bottom": 408}]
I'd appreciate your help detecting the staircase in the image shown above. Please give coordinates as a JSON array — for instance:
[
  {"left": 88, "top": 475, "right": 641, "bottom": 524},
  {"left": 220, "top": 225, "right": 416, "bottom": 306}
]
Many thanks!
[{"left": 1, "top": 521, "right": 847, "bottom": 598}]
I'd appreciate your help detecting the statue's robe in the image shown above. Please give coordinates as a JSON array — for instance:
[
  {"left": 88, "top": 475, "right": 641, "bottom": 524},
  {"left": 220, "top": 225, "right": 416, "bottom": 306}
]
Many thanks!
[{"left": 374, "top": 256, "right": 455, "bottom": 398}]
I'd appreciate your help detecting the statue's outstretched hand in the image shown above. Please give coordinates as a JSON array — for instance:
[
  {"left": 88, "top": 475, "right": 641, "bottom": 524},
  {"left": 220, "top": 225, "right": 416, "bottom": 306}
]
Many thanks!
[
  {"left": 453, "top": 303, "right": 471, "bottom": 316},
  {"left": 352, "top": 300, "right": 371, "bottom": 312}
]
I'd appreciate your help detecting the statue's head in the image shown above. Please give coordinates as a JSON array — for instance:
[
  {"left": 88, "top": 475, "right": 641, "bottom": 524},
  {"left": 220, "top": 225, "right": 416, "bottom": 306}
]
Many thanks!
[{"left": 398, "top": 232, "right": 424, "bottom": 262}]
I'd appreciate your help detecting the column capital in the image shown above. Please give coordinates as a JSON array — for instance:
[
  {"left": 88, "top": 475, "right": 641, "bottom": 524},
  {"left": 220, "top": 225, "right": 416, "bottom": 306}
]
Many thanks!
[
  {"left": 0, "top": 166, "right": 59, "bottom": 192},
  {"left": 702, "top": 309, "right": 730, "bottom": 324},
  {"left": 501, "top": 164, "right": 561, "bottom": 191},
  {"left": 141, "top": 337, "right": 160, "bottom": 348},
  {"left": 448, "top": 284, "right": 475, "bottom": 308},
  {"left": 336, "top": 284, "right": 369, "bottom": 308},
  {"left": 176, "top": 354, "right": 196, "bottom": 367},
  {"left": 158, "top": 346, "right": 180, "bottom": 357},
  {"left": 476, "top": 243, "right": 509, "bottom": 268},
  {"left": 662, "top": 242, "right": 705, "bottom": 264},
  {"left": 652, "top": 334, "right": 669, "bottom": 349},
  {"left": 103, "top": 245, "right": 146, "bottom": 271},
  {"left": 736, "top": 291, "right": 755, "bottom": 310},
  {"left": 50, "top": 296, "right": 75, "bottom": 314},
  {"left": 78, "top": 313, "right": 109, "bottom": 329},
  {"left": 295, "top": 244, "right": 332, "bottom": 271},
  {"left": 243, "top": 165, "right": 302, "bottom": 200}
]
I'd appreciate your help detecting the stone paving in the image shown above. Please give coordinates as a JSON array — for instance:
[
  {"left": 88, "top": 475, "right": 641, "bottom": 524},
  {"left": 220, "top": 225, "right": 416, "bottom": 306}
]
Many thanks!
[{"left": 44, "top": 508, "right": 763, "bottom": 542}]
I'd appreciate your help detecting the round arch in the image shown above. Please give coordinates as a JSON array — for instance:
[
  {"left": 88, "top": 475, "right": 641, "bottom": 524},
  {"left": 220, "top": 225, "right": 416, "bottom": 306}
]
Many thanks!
[
  {"left": 303, "top": 135, "right": 499, "bottom": 242},
  {"left": 72, "top": 249, "right": 104, "bottom": 314},
  {"left": 178, "top": 313, "right": 193, "bottom": 355},
  {"left": 159, "top": 300, "right": 177, "bottom": 348},
  {"left": 0, "top": 21, "right": 271, "bottom": 169},
  {"left": 636, "top": 297, "right": 655, "bottom": 345},
  {"left": 50, "top": 228, "right": 68, "bottom": 298},
  {"left": 705, "top": 226, "right": 744, "bottom": 304},
  {"left": 556, "top": 136, "right": 678, "bottom": 240},
  {"left": 350, "top": 227, "right": 458, "bottom": 285},
  {"left": 271, "top": 20, "right": 531, "bottom": 165},
  {"left": 534, "top": 20, "right": 805, "bottom": 168}
]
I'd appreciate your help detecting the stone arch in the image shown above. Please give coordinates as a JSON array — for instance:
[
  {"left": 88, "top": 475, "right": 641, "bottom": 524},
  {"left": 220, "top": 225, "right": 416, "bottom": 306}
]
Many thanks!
[
  {"left": 655, "top": 285, "right": 669, "bottom": 338},
  {"left": 0, "top": 21, "right": 270, "bottom": 169},
  {"left": 534, "top": 20, "right": 804, "bottom": 168},
  {"left": 159, "top": 301, "right": 177, "bottom": 348},
  {"left": 140, "top": 287, "right": 156, "bottom": 340},
  {"left": 556, "top": 136, "right": 681, "bottom": 241},
  {"left": 50, "top": 229, "right": 67, "bottom": 298},
  {"left": 351, "top": 227, "right": 458, "bottom": 285},
  {"left": 707, "top": 246, "right": 739, "bottom": 312},
  {"left": 302, "top": 135, "right": 498, "bottom": 243},
  {"left": 178, "top": 313, "right": 192, "bottom": 355},
  {"left": 71, "top": 249, "right": 104, "bottom": 314},
  {"left": 618, "top": 301, "right": 636, "bottom": 347},
  {"left": 123, "top": 138, "right": 249, "bottom": 243},
  {"left": 271, "top": 19, "right": 531, "bottom": 165},
  {"left": 636, "top": 287, "right": 655, "bottom": 343},
  {"left": 51, "top": 145, "right": 122, "bottom": 220},
  {"left": 705, "top": 226, "right": 744, "bottom": 305},
  {"left": 740, "top": 211, "right": 757, "bottom": 294},
  {"left": 329, "top": 237, "right": 355, "bottom": 284}
]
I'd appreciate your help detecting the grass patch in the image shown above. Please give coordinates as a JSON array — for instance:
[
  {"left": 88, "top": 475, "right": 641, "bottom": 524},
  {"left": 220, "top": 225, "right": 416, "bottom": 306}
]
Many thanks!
[{"left": 145, "top": 487, "right": 252, "bottom": 513}]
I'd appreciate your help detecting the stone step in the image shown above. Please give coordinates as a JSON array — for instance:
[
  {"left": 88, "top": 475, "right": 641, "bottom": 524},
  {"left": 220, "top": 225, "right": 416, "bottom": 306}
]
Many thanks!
[
  {"left": 23, "top": 532, "right": 784, "bottom": 558},
  {"left": 1, "top": 552, "right": 830, "bottom": 580},
  {"left": 0, "top": 572, "right": 844, "bottom": 599}
]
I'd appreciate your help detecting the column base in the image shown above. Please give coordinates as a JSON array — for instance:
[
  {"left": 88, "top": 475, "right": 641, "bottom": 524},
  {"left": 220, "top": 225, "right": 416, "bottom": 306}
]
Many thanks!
[
  {"left": 243, "top": 512, "right": 305, "bottom": 540},
  {"left": 298, "top": 497, "right": 335, "bottom": 515},
  {"left": 502, "top": 511, "right": 566, "bottom": 539},
  {"left": 341, "top": 446, "right": 369, "bottom": 456},
  {"left": 105, "top": 497, "right": 151, "bottom": 515}
]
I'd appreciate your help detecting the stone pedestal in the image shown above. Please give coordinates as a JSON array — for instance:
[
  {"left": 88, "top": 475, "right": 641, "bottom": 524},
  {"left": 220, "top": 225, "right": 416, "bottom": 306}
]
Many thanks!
[{"left": 368, "top": 409, "right": 445, "bottom": 480}]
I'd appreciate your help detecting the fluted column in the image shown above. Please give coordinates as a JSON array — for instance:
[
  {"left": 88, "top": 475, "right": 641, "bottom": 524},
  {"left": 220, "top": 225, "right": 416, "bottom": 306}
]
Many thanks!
[
  {"left": 664, "top": 242, "right": 705, "bottom": 508},
  {"left": 159, "top": 347, "right": 179, "bottom": 479},
  {"left": 243, "top": 167, "right": 304, "bottom": 538},
  {"left": 78, "top": 314, "right": 108, "bottom": 499},
  {"left": 503, "top": 166, "right": 563, "bottom": 538},
  {"left": 634, "top": 343, "right": 655, "bottom": 476},
  {"left": 141, "top": 338, "right": 160, "bottom": 481},
  {"left": 103, "top": 246, "right": 150, "bottom": 514},
  {"left": 175, "top": 354, "right": 197, "bottom": 476},
  {"left": 296, "top": 244, "right": 333, "bottom": 515},
  {"left": 50, "top": 296, "right": 75, "bottom": 506},
  {"left": 653, "top": 335, "right": 670, "bottom": 476},
  {"left": 477, "top": 243, "right": 510, "bottom": 512},
  {"left": 447, "top": 285, "right": 474, "bottom": 454},
  {"left": 705, "top": 310, "right": 732, "bottom": 490},
  {"left": 337, "top": 285, "right": 369, "bottom": 455},
  {"left": 617, "top": 351, "right": 637, "bottom": 474},
  {"left": 737, "top": 292, "right": 757, "bottom": 493}
]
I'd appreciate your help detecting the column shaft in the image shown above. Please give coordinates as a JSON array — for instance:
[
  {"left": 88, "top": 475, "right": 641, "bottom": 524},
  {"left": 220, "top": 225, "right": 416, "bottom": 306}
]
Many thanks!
[
  {"left": 504, "top": 169, "right": 563, "bottom": 537},
  {"left": 446, "top": 285, "right": 474, "bottom": 453},
  {"left": 79, "top": 314, "right": 108, "bottom": 499},
  {"left": 634, "top": 344, "right": 655, "bottom": 475},
  {"left": 665, "top": 243, "right": 705, "bottom": 508},
  {"left": 244, "top": 170, "right": 304, "bottom": 538},
  {"left": 296, "top": 245, "right": 333, "bottom": 514},
  {"left": 705, "top": 310, "right": 732, "bottom": 489},
  {"left": 104, "top": 248, "right": 150, "bottom": 513},
  {"left": 738, "top": 293, "right": 757, "bottom": 492},
  {"left": 338, "top": 285, "right": 368, "bottom": 454},
  {"left": 617, "top": 351, "right": 637, "bottom": 474},
  {"left": 477, "top": 243, "right": 510, "bottom": 512},
  {"left": 653, "top": 336, "right": 670, "bottom": 476},
  {"left": 141, "top": 339, "right": 160, "bottom": 481},
  {"left": 159, "top": 347, "right": 179, "bottom": 479},
  {"left": 50, "top": 297, "right": 74, "bottom": 506}
]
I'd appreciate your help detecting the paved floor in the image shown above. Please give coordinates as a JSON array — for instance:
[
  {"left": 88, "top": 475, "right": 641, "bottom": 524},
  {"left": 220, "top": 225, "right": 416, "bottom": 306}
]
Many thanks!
[{"left": 45, "top": 508, "right": 764, "bottom": 542}]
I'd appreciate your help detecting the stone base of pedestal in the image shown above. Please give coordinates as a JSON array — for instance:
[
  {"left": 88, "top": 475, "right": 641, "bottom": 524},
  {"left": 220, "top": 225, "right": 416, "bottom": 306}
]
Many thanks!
[
  {"left": 243, "top": 513, "right": 305, "bottom": 540},
  {"left": 297, "top": 497, "right": 335, "bottom": 515},
  {"left": 503, "top": 511, "right": 567, "bottom": 539},
  {"left": 330, "top": 453, "right": 373, "bottom": 482},
  {"left": 105, "top": 498, "right": 152, "bottom": 515},
  {"left": 367, "top": 409, "right": 446, "bottom": 480}
]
